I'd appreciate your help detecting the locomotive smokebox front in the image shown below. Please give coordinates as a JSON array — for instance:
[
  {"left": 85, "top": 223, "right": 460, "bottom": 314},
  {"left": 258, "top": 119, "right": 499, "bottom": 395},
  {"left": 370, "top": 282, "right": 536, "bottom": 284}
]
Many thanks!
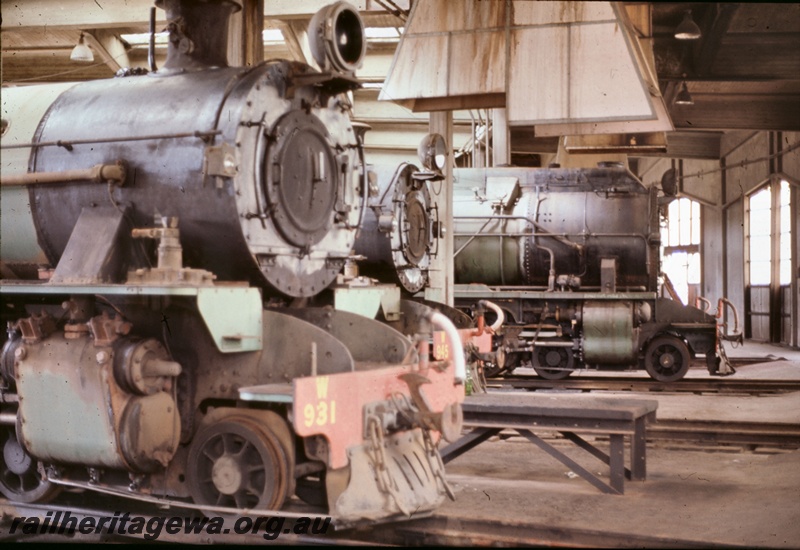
[{"left": 2, "top": 0, "right": 367, "bottom": 298}]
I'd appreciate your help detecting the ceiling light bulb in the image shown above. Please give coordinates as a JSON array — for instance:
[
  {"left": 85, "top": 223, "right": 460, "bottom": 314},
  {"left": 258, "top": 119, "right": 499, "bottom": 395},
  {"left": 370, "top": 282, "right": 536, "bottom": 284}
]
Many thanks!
[
  {"left": 70, "top": 33, "right": 94, "bottom": 63},
  {"left": 675, "top": 11, "right": 702, "bottom": 40}
]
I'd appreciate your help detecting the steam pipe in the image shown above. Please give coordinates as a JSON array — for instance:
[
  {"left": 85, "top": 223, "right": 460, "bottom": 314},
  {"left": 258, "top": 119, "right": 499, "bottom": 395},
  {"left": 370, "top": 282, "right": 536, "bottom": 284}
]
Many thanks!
[
  {"left": 429, "top": 312, "right": 466, "bottom": 384},
  {"left": 0, "top": 130, "right": 221, "bottom": 151},
  {"left": 716, "top": 297, "right": 742, "bottom": 341},
  {"left": 695, "top": 296, "right": 712, "bottom": 312},
  {"left": 536, "top": 244, "right": 556, "bottom": 291},
  {"left": 1, "top": 163, "right": 127, "bottom": 186},
  {"left": 478, "top": 300, "right": 505, "bottom": 333},
  {"left": 353, "top": 123, "right": 371, "bottom": 234}
]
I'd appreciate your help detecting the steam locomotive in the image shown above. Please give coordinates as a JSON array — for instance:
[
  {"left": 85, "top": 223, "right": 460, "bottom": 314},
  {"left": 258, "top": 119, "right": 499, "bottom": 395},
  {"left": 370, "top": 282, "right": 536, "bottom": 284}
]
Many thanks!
[
  {"left": 352, "top": 158, "right": 495, "bottom": 388},
  {"left": 449, "top": 165, "right": 741, "bottom": 382},
  {"left": 0, "top": 0, "right": 465, "bottom": 527}
]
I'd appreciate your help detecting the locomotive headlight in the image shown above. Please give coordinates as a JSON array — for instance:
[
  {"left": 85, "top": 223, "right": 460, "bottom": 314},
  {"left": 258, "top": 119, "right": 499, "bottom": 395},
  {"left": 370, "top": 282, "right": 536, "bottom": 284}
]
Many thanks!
[
  {"left": 308, "top": 2, "right": 366, "bottom": 74},
  {"left": 417, "top": 133, "right": 447, "bottom": 180}
]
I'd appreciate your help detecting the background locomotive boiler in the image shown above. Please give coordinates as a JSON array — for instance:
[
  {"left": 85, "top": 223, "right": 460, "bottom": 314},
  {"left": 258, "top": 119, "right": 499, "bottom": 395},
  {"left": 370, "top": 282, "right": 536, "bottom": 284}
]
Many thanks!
[
  {"left": 449, "top": 164, "right": 739, "bottom": 382},
  {"left": 0, "top": 0, "right": 465, "bottom": 526}
]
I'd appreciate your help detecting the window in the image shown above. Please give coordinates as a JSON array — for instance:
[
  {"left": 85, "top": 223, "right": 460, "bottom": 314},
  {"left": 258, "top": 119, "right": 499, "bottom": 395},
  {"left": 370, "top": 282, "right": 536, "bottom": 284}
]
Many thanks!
[
  {"left": 661, "top": 197, "right": 701, "bottom": 305},
  {"left": 780, "top": 179, "right": 792, "bottom": 285},
  {"left": 748, "top": 186, "right": 772, "bottom": 285},
  {"left": 748, "top": 179, "right": 793, "bottom": 286}
]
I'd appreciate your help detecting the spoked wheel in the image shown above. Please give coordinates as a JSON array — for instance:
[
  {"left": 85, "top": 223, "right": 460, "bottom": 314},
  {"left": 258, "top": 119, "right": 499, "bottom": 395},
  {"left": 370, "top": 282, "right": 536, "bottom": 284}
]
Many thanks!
[
  {"left": 0, "top": 426, "right": 60, "bottom": 503},
  {"left": 644, "top": 335, "right": 691, "bottom": 382},
  {"left": 186, "top": 416, "right": 290, "bottom": 511},
  {"left": 533, "top": 346, "right": 574, "bottom": 380}
]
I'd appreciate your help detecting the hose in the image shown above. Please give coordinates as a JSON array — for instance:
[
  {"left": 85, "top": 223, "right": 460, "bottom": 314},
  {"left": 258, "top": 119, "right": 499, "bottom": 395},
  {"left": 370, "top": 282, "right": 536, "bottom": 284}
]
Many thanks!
[
  {"left": 429, "top": 312, "right": 466, "bottom": 384},
  {"left": 478, "top": 300, "right": 505, "bottom": 333}
]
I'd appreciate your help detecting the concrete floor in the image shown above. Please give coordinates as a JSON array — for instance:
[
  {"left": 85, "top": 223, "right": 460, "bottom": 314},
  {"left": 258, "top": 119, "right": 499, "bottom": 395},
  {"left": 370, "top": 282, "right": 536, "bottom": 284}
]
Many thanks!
[
  {"left": 1, "top": 340, "right": 796, "bottom": 546},
  {"left": 440, "top": 340, "right": 800, "bottom": 548}
]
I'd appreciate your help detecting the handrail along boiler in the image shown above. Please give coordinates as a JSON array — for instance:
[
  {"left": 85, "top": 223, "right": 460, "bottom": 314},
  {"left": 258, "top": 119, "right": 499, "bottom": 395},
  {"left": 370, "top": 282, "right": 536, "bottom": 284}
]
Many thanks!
[{"left": 0, "top": 0, "right": 465, "bottom": 526}]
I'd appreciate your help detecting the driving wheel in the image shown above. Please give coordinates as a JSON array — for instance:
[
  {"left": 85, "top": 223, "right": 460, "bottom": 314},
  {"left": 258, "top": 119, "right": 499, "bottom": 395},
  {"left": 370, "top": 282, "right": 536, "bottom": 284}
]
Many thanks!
[
  {"left": 533, "top": 346, "right": 574, "bottom": 380},
  {"left": 186, "top": 416, "right": 290, "bottom": 511},
  {"left": 644, "top": 335, "right": 691, "bottom": 382}
]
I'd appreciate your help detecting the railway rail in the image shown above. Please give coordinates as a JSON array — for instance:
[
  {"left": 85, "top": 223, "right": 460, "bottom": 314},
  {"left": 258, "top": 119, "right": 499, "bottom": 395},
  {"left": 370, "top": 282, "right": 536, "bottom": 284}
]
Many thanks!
[
  {"left": 648, "top": 419, "right": 800, "bottom": 450},
  {"left": 489, "top": 376, "right": 800, "bottom": 396}
]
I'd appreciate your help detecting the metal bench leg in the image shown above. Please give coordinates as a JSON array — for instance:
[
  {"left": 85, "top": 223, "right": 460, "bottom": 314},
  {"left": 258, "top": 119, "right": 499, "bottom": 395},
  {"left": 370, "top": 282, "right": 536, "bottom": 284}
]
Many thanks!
[
  {"left": 561, "top": 431, "right": 634, "bottom": 481},
  {"left": 440, "top": 427, "right": 500, "bottom": 464},
  {"left": 516, "top": 429, "right": 621, "bottom": 495},
  {"left": 630, "top": 417, "right": 647, "bottom": 481},
  {"left": 609, "top": 434, "right": 625, "bottom": 494}
]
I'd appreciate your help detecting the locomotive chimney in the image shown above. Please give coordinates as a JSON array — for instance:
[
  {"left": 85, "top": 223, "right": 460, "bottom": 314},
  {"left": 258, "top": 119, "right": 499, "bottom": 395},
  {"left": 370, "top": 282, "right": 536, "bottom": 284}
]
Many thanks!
[{"left": 155, "top": 0, "right": 241, "bottom": 72}]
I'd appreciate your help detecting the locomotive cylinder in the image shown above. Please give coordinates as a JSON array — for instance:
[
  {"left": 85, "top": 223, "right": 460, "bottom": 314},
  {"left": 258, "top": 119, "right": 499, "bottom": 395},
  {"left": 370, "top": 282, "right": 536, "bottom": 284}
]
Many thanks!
[{"left": 12, "top": 332, "right": 181, "bottom": 472}]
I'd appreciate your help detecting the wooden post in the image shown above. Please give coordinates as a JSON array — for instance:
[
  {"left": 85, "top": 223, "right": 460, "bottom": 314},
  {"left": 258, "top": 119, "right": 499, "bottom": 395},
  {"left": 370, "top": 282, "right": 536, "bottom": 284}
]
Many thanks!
[
  {"left": 228, "top": 0, "right": 264, "bottom": 67},
  {"left": 427, "top": 111, "right": 454, "bottom": 307},
  {"left": 492, "top": 108, "right": 510, "bottom": 167}
]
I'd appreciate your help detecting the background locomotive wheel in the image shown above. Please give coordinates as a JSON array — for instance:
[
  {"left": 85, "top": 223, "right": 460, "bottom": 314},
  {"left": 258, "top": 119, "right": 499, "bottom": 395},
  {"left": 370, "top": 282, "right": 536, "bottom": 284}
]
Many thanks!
[
  {"left": 644, "top": 335, "right": 691, "bottom": 382},
  {"left": 483, "top": 349, "right": 523, "bottom": 378},
  {"left": 0, "top": 426, "right": 60, "bottom": 503},
  {"left": 533, "top": 347, "right": 574, "bottom": 380},
  {"left": 186, "top": 416, "right": 290, "bottom": 511}
]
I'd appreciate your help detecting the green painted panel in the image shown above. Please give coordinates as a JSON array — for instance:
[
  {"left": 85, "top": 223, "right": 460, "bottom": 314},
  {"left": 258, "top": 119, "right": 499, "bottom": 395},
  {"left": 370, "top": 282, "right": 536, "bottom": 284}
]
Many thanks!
[
  {"left": 16, "top": 336, "right": 122, "bottom": 468},
  {"left": 333, "top": 284, "right": 400, "bottom": 320},
  {"left": 197, "top": 286, "right": 263, "bottom": 353}
]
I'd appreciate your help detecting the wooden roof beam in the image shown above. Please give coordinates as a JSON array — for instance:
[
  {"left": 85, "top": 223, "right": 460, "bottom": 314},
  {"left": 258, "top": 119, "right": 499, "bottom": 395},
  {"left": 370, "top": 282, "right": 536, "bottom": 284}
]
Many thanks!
[
  {"left": 692, "top": 3, "right": 739, "bottom": 77},
  {"left": 84, "top": 30, "right": 131, "bottom": 73}
]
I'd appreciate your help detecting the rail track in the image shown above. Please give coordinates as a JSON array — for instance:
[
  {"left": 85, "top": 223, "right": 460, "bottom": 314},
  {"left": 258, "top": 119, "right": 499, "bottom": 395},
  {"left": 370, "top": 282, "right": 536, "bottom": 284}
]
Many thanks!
[
  {"left": 648, "top": 419, "right": 800, "bottom": 450},
  {"left": 488, "top": 376, "right": 800, "bottom": 396}
]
